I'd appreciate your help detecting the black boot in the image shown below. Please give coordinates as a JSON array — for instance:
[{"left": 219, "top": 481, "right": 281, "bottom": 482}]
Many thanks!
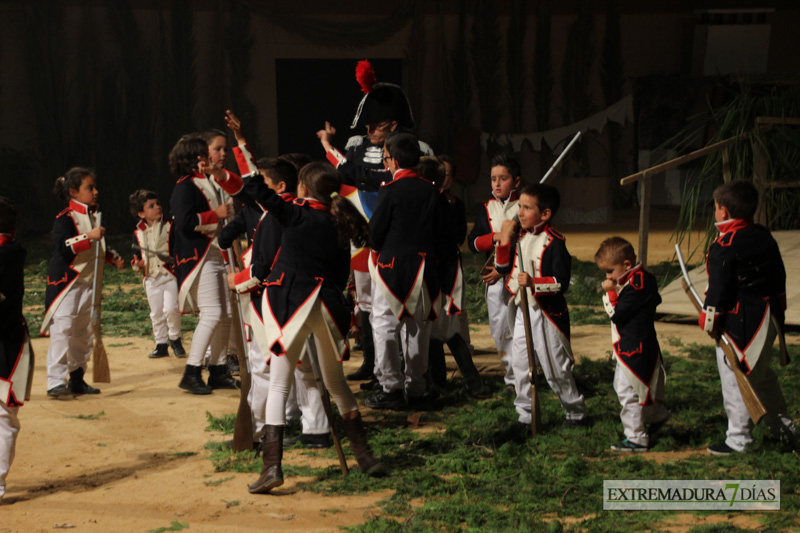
[
  {"left": 248, "top": 425, "right": 284, "bottom": 493},
  {"left": 169, "top": 338, "right": 186, "bottom": 357},
  {"left": 68, "top": 368, "right": 100, "bottom": 395},
  {"left": 347, "top": 312, "right": 375, "bottom": 381},
  {"left": 149, "top": 343, "right": 169, "bottom": 359},
  {"left": 447, "top": 334, "right": 486, "bottom": 397},
  {"left": 340, "top": 413, "right": 384, "bottom": 475},
  {"left": 428, "top": 339, "right": 448, "bottom": 388},
  {"left": 178, "top": 365, "right": 212, "bottom": 395},
  {"left": 207, "top": 365, "right": 240, "bottom": 390}
]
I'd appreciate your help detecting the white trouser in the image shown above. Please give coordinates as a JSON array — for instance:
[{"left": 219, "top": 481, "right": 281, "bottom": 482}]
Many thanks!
[
  {"left": 246, "top": 336, "right": 305, "bottom": 440},
  {"left": 511, "top": 306, "right": 586, "bottom": 424},
  {"left": 353, "top": 270, "right": 373, "bottom": 313},
  {"left": 430, "top": 312, "right": 459, "bottom": 341},
  {"left": 264, "top": 303, "right": 358, "bottom": 426},
  {"left": 372, "top": 286, "right": 432, "bottom": 397},
  {"left": 0, "top": 402, "right": 20, "bottom": 501},
  {"left": 486, "top": 281, "right": 514, "bottom": 386},
  {"left": 144, "top": 273, "right": 181, "bottom": 343},
  {"left": 187, "top": 252, "right": 231, "bottom": 367},
  {"left": 717, "top": 323, "right": 795, "bottom": 452},
  {"left": 46, "top": 280, "right": 93, "bottom": 390},
  {"left": 295, "top": 347, "right": 329, "bottom": 435},
  {"left": 613, "top": 364, "right": 669, "bottom": 447}
]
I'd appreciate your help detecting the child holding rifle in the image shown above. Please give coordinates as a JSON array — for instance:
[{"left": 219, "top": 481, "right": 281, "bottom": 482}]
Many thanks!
[
  {"left": 496, "top": 183, "right": 586, "bottom": 436},
  {"left": 42, "top": 168, "right": 124, "bottom": 398},
  {"left": 129, "top": 190, "right": 185, "bottom": 358},
  {"left": 700, "top": 180, "right": 795, "bottom": 455},
  {"left": 214, "top": 161, "right": 383, "bottom": 492},
  {"left": 595, "top": 237, "right": 669, "bottom": 452},
  {"left": 467, "top": 155, "right": 521, "bottom": 391}
]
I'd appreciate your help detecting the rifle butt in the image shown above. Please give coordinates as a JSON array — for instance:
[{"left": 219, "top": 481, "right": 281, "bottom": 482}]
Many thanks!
[
  {"left": 92, "top": 338, "right": 111, "bottom": 383},
  {"left": 232, "top": 400, "right": 254, "bottom": 452}
]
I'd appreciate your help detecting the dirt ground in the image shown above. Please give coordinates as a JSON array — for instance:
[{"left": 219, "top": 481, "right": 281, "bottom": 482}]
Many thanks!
[{"left": 0, "top": 214, "right": 764, "bottom": 532}]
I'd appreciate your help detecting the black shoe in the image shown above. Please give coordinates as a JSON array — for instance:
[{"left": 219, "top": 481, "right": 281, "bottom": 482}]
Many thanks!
[
  {"left": 170, "top": 338, "right": 186, "bottom": 358},
  {"left": 406, "top": 389, "right": 442, "bottom": 411},
  {"left": 68, "top": 368, "right": 100, "bottom": 395},
  {"left": 365, "top": 389, "right": 405, "bottom": 410},
  {"left": 285, "top": 433, "right": 332, "bottom": 449},
  {"left": 226, "top": 354, "right": 240, "bottom": 376},
  {"left": 707, "top": 441, "right": 737, "bottom": 456},
  {"left": 47, "top": 384, "right": 73, "bottom": 398},
  {"left": 208, "top": 365, "right": 240, "bottom": 390},
  {"left": 179, "top": 364, "right": 212, "bottom": 395},
  {"left": 347, "top": 365, "right": 375, "bottom": 381},
  {"left": 360, "top": 377, "right": 381, "bottom": 391},
  {"left": 149, "top": 343, "right": 169, "bottom": 359}
]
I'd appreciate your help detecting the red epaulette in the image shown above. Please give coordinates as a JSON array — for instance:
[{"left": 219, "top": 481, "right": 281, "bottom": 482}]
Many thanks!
[
  {"left": 176, "top": 174, "right": 193, "bottom": 184},
  {"left": 546, "top": 226, "right": 566, "bottom": 241},
  {"left": 56, "top": 206, "right": 72, "bottom": 218}
]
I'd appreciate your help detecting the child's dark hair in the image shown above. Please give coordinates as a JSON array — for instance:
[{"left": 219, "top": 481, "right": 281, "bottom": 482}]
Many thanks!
[
  {"left": 299, "top": 162, "right": 369, "bottom": 249},
  {"left": 52, "top": 167, "right": 96, "bottom": 202},
  {"left": 129, "top": 189, "right": 159, "bottom": 219},
  {"left": 0, "top": 196, "right": 17, "bottom": 234},
  {"left": 259, "top": 157, "right": 299, "bottom": 194},
  {"left": 594, "top": 236, "right": 636, "bottom": 266},
  {"left": 520, "top": 183, "right": 560, "bottom": 216},
  {"left": 169, "top": 135, "right": 208, "bottom": 175},
  {"left": 713, "top": 180, "right": 758, "bottom": 220},
  {"left": 279, "top": 152, "right": 313, "bottom": 172},
  {"left": 490, "top": 153, "right": 521, "bottom": 179},
  {"left": 416, "top": 156, "right": 445, "bottom": 187},
  {"left": 385, "top": 132, "right": 421, "bottom": 169},
  {"left": 197, "top": 128, "right": 227, "bottom": 145}
]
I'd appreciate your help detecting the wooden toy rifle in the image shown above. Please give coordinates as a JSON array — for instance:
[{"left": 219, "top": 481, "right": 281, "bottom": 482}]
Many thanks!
[
  {"left": 91, "top": 212, "right": 111, "bottom": 383},
  {"left": 516, "top": 242, "right": 541, "bottom": 437},
  {"left": 674, "top": 244, "right": 766, "bottom": 424}
]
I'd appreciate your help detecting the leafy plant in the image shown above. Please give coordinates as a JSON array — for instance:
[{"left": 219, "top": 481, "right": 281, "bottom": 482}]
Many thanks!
[{"left": 148, "top": 521, "right": 188, "bottom": 533}]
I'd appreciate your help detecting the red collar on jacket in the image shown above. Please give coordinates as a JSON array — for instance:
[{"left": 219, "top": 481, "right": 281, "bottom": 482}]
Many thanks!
[
  {"left": 0, "top": 233, "right": 13, "bottom": 246},
  {"left": 294, "top": 197, "right": 330, "bottom": 212},
  {"left": 715, "top": 218, "right": 751, "bottom": 235},
  {"left": 392, "top": 168, "right": 426, "bottom": 182},
  {"left": 69, "top": 199, "right": 96, "bottom": 215},
  {"left": 280, "top": 192, "right": 295, "bottom": 202},
  {"left": 617, "top": 262, "right": 643, "bottom": 285}
]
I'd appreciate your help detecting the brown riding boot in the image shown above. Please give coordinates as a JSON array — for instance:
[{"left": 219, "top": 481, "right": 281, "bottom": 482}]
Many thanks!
[
  {"left": 340, "top": 413, "right": 384, "bottom": 476},
  {"left": 248, "top": 425, "right": 284, "bottom": 494}
]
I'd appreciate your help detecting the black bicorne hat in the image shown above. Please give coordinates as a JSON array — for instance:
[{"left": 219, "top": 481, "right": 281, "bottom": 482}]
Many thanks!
[{"left": 350, "top": 61, "right": 415, "bottom": 130}]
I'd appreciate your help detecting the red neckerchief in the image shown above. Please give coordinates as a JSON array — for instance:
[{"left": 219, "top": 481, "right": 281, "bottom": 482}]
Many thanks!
[
  {"left": 0, "top": 234, "right": 13, "bottom": 246},
  {"left": 294, "top": 197, "right": 331, "bottom": 213},
  {"left": 617, "top": 262, "right": 643, "bottom": 286},
  {"left": 715, "top": 218, "right": 751, "bottom": 235},
  {"left": 69, "top": 199, "right": 96, "bottom": 215}
]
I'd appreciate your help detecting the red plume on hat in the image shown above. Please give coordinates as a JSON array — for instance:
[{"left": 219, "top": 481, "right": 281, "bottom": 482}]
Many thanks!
[{"left": 355, "top": 60, "right": 376, "bottom": 94}]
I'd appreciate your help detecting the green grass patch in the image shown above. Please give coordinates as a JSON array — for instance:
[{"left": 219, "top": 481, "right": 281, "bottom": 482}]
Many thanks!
[
  {"left": 148, "top": 521, "right": 188, "bottom": 533},
  {"left": 204, "top": 476, "right": 234, "bottom": 487},
  {"left": 206, "top": 343, "right": 800, "bottom": 532}
]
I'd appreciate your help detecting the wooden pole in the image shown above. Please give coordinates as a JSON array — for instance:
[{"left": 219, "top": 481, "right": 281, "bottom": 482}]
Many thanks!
[
  {"left": 638, "top": 172, "right": 651, "bottom": 268},
  {"left": 620, "top": 132, "right": 750, "bottom": 185},
  {"left": 722, "top": 147, "right": 731, "bottom": 183},
  {"left": 753, "top": 142, "right": 768, "bottom": 227}
]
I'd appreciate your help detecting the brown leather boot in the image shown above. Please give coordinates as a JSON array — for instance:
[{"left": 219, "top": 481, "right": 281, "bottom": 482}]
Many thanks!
[
  {"left": 248, "top": 425, "right": 284, "bottom": 494},
  {"left": 340, "top": 413, "right": 384, "bottom": 476}
]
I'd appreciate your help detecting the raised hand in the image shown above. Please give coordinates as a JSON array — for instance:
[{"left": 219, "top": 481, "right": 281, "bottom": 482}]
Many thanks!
[
  {"left": 225, "top": 109, "right": 246, "bottom": 144},
  {"left": 316, "top": 121, "right": 336, "bottom": 151}
]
